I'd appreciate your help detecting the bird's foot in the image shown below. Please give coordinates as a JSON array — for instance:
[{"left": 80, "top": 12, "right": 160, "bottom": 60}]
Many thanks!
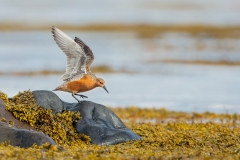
[
  {"left": 74, "top": 93, "right": 88, "bottom": 99},
  {"left": 72, "top": 93, "right": 82, "bottom": 104},
  {"left": 76, "top": 99, "right": 81, "bottom": 103}
]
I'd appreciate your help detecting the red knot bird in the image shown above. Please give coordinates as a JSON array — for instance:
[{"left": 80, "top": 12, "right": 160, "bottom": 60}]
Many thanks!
[{"left": 52, "top": 26, "right": 108, "bottom": 103}]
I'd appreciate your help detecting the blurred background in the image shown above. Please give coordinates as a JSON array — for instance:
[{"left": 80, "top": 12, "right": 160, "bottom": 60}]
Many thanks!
[{"left": 0, "top": 0, "right": 240, "bottom": 113}]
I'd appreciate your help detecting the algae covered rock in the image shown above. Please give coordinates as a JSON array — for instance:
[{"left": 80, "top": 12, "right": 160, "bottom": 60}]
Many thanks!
[
  {"left": 0, "top": 122, "right": 56, "bottom": 148},
  {"left": 0, "top": 99, "right": 35, "bottom": 130},
  {"left": 3, "top": 90, "right": 84, "bottom": 146},
  {"left": 0, "top": 90, "right": 141, "bottom": 146},
  {"left": 33, "top": 90, "right": 142, "bottom": 145},
  {"left": 0, "top": 91, "right": 56, "bottom": 148}
]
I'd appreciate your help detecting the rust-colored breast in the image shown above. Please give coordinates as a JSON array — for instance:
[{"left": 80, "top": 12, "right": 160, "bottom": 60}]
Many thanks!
[{"left": 67, "top": 74, "right": 96, "bottom": 93}]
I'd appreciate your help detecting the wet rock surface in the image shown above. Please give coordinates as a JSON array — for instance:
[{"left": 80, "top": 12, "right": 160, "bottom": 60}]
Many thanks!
[
  {"left": 64, "top": 101, "right": 142, "bottom": 145},
  {"left": 34, "top": 90, "right": 142, "bottom": 145},
  {"left": 0, "top": 122, "right": 56, "bottom": 148},
  {"left": 33, "top": 90, "right": 63, "bottom": 113}
]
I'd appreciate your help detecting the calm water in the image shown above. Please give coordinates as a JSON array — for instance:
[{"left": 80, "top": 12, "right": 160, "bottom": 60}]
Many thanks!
[
  {"left": 1, "top": 0, "right": 240, "bottom": 25},
  {"left": 0, "top": 31, "right": 240, "bottom": 113},
  {"left": 1, "top": 0, "right": 240, "bottom": 113}
]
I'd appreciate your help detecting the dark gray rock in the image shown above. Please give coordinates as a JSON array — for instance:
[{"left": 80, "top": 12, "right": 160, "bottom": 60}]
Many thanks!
[
  {"left": 33, "top": 90, "right": 142, "bottom": 145},
  {"left": 63, "top": 101, "right": 142, "bottom": 145},
  {"left": 33, "top": 90, "right": 63, "bottom": 113},
  {"left": 0, "top": 122, "right": 56, "bottom": 148}
]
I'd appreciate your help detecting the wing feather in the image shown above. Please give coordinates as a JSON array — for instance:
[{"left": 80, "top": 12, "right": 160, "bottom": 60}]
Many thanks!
[
  {"left": 74, "top": 37, "right": 95, "bottom": 71},
  {"left": 52, "top": 26, "right": 87, "bottom": 81}
]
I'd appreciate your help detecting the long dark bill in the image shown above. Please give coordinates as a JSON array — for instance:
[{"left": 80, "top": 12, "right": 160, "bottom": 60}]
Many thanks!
[{"left": 103, "top": 86, "right": 109, "bottom": 93}]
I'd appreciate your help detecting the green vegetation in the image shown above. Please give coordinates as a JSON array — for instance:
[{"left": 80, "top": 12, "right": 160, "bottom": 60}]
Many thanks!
[{"left": 0, "top": 91, "right": 239, "bottom": 159}]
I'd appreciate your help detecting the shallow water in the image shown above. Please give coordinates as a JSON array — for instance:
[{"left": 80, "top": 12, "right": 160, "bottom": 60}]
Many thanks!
[
  {"left": 0, "top": 71, "right": 240, "bottom": 113},
  {"left": 0, "top": 31, "right": 240, "bottom": 113}
]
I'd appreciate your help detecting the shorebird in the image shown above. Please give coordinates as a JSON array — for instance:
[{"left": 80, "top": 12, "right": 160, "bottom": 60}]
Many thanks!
[{"left": 52, "top": 26, "right": 108, "bottom": 103}]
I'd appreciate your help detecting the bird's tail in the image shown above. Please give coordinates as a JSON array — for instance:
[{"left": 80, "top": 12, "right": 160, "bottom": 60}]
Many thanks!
[
  {"left": 52, "top": 88, "right": 59, "bottom": 91},
  {"left": 52, "top": 84, "right": 63, "bottom": 91}
]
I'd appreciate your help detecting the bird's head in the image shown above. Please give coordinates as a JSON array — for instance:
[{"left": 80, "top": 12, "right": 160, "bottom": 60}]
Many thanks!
[{"left": 96, "top": 78, "right": 108, "bottom": 93}]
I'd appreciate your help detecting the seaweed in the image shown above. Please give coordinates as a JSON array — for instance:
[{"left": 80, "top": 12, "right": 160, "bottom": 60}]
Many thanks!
[
  {"left": 0, "top": 90, "right": 90, "bottom": 146},
  {"left": 0, "top": 91, "right": 239, "bottom": 159}
]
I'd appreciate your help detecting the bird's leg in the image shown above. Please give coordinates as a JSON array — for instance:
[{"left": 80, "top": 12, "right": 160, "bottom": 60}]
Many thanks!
[
  {"left": 74, "top": 93, "right": 88, "bottom": 99},
  {"left": 72, "top": 93, "right": 81, "bottom": 103}
]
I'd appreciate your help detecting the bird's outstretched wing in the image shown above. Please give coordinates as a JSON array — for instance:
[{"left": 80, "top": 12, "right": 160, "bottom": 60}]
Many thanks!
[
  {"left": 74, "top": 37, "right": 95, "bottom": 72},
  {"left": 52, "top": 26, "right": 87, "bottom": 81}
]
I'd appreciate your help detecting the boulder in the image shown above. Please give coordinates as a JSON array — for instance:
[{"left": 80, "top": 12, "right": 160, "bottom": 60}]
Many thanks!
[
  {"left": 64, "top": 101, "right": 142, "bottom": 145},
  {"left": 0, "top": 122, "right": 56, "bottom": 148},
  {"left": 33, "top": 90, "right": 142, "bottom": 145},
  {"left": 33, "top": 90, "right": 63, "bottom": 113}
]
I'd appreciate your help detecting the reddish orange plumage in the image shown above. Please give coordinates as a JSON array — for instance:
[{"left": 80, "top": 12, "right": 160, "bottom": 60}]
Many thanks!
[
  {"left": 54, "top": 74, "right": 107, "bottom": 94},
  {"left": 66, "top": 74, "right": 97, "bottom": 93}
]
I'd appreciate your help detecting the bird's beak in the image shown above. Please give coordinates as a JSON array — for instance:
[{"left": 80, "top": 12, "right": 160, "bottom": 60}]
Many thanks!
[{"left": 103, "top": 85, "right": 109, "bottom": 93}]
